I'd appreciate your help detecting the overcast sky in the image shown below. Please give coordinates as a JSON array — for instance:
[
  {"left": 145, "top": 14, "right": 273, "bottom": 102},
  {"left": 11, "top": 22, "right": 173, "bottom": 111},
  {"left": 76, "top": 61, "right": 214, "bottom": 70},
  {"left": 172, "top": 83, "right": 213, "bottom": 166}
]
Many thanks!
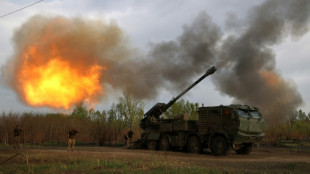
[{"left": 0, "top": 0, "right": 309, "bottom": 114}]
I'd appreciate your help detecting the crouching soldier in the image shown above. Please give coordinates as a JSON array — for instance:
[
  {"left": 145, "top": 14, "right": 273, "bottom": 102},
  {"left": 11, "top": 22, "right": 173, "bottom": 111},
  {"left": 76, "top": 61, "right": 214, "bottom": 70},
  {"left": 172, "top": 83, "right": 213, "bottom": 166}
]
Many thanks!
[
  {"left": 13, "top": 125, "right": 23, "bottom": 150},
  {"left": 67, "top": 128, "right": 78, "bottom": 152}
]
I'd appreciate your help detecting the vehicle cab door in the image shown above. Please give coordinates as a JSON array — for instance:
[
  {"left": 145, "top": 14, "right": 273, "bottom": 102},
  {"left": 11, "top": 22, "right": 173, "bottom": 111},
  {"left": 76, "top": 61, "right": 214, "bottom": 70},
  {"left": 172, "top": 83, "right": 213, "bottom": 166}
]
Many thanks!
[{"left": 222, "top": 108, "right": 239, "bottom": 138}]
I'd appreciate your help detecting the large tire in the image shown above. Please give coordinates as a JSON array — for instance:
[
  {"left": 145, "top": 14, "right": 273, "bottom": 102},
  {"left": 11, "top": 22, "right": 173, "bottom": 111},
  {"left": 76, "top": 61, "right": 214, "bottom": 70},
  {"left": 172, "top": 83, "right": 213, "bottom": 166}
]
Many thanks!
[
  {"left": 187, "top": 136, "right": 202, "bottom": 154},
  {"left": 159, "top": 134, "right": 171, "bottom": 151},
  {"left": 147, "top": 140, "right": 158, "bottom": 151},
  {"left": 210, "top": 136, "right": 229, "bottom": 156},
  {"left": 235, "top": 143, "right": 252, "bottom": 155}
]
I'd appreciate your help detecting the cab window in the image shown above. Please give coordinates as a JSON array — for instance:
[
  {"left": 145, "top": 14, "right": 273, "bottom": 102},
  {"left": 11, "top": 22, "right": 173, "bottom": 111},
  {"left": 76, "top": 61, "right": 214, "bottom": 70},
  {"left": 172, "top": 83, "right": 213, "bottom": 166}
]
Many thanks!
[
  {"left": 249, "top": 111, "right": 262, "bottom": 119},
  {"left": 237, "top": 109, "right": 250, "bottom": 118}
]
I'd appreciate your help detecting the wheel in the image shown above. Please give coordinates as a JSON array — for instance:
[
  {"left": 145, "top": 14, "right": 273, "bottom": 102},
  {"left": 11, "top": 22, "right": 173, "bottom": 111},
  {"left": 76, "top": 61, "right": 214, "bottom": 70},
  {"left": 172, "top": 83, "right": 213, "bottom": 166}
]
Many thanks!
[
  {"left": 187, "top": 136, "right": 202, "bottom": 153},
  {"left": 210, "top": 136, "right": 229, "bottom": 156},
  {"left": 147, "top": 140, "right": 158, "bottom": 150},
  {"left": 159, "top": 134, "right": 171, "bottom": 151},
  {"left": 235, "top": 143, "right": 252, "bottom": 155}
]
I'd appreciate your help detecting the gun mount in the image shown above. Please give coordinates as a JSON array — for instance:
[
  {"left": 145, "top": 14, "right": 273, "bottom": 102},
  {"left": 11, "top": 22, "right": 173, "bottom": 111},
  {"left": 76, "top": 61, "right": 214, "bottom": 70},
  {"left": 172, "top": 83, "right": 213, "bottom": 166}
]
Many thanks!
[{"left": 140, "top": 66, "right": 217, "bottom": 130}]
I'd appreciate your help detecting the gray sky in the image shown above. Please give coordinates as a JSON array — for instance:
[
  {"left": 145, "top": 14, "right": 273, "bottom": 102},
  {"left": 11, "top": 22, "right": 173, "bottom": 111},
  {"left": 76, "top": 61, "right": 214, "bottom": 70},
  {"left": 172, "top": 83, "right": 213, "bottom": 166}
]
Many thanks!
[{"left": 0, "top": 0, "right": 309, "bottom": 114}]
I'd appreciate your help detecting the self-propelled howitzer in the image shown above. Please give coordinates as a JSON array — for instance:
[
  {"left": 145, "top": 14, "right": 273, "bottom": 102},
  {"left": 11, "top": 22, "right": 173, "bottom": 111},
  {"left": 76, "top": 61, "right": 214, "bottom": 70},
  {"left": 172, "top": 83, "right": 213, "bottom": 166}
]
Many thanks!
[
  {"left": 139, "top": 66, "right": 217, "bottom": 131},
  {"left": 134, "top": 65, "right": 264, "bottom": 155}
]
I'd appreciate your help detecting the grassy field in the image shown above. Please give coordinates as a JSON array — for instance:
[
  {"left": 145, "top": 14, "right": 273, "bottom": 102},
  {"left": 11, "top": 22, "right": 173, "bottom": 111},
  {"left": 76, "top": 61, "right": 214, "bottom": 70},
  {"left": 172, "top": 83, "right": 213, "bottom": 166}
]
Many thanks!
[
  {"left": 0, "top": 145, "right": 309, "bottom": 174},
  {"left": 0, "top": 148, "right": 222, "bottom": 174}
]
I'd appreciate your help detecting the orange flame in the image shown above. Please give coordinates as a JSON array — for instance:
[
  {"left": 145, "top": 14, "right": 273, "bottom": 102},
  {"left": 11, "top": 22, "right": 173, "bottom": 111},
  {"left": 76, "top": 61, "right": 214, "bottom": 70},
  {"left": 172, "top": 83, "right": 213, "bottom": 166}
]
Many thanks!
[
  {"left": 17, "top": 46, "right": 104, "bottom": 109},
  {"left": 6, "top": 16, "right": 128, "bottom": 110}
]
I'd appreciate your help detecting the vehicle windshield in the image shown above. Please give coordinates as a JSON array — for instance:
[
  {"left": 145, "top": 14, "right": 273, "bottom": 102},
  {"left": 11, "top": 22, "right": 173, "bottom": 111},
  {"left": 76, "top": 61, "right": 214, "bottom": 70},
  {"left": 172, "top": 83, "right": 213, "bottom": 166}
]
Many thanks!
[
  {"left": 237, "top": 109, "right": 250, "bottom": 118},
  {"left": 237, "top": 109, "right": 262, "bottom": 119},
  {"left": 249, "top": 111, "right": 262, "bottom": 119}
]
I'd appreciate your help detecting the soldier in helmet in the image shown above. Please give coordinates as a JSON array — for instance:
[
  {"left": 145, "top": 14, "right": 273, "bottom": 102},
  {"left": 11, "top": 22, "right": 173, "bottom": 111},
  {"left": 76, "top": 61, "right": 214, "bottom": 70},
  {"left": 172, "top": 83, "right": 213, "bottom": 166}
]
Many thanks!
[
  {"left": 67, "top": 128, "right": 79, "bottom": 152},
  {"left": 13, "top": 125, "right": 23, "bottom": 150}
]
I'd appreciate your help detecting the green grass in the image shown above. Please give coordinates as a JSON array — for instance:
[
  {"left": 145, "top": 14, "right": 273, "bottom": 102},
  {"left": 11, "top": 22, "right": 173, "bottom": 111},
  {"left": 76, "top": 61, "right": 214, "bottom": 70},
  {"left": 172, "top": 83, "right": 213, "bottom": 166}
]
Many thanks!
[
  {"left": 1, "top": 146, "right": 309, "bottom": 174},
  {"left": 0, "top": 149, "right": 226, "bottom": 174},
  {"left": 0, "top": 159, "right": 225, "bottom": 174},
  {"left": 3, "top": 157, "right": 307, "bottom": 174}
]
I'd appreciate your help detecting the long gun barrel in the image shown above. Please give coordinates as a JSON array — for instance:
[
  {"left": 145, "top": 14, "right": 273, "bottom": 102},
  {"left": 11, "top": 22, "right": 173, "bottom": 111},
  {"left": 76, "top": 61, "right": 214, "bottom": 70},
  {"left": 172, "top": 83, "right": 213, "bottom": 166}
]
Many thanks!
[
  {"left": 140, "top": 66, "right": 217, "bottom": 130},
  {"left": 165, "top": 66, "right": 217, "bottom": 110}
]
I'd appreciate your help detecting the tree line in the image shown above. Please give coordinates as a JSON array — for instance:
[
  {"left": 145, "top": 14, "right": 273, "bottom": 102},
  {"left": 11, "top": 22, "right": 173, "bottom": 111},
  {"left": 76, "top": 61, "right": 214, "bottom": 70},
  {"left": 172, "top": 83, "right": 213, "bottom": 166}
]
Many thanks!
[
  {"left": 0, "top": 95, "right": 199, "bottom": 146},
  {"left": 264, "top": 109, "right": 310, "bottom": 144},
  {"left": 0, "top": 95, "right": 144, "bottom": 145},
  {"left": 0, "top": 95, "right": 309, "bottom": 146}
]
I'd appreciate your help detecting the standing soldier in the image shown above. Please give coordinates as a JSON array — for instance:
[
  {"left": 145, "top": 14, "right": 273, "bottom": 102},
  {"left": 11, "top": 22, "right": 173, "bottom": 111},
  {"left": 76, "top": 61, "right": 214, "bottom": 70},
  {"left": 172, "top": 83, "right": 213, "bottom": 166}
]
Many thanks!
[
  {"left": 127, "top": 129, "right": 134, "bottom": 148},
  {"left": 13, "top": 125, "right": 23, "bottom": 150},
  {"left": 67, "top": 128, "right": 79, "bottom": 152}
]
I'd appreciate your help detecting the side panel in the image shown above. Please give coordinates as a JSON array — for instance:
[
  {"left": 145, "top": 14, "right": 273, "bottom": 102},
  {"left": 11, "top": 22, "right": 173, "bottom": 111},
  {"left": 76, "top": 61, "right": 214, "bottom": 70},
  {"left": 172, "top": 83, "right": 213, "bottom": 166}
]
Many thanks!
[
  {"left": 248, "top": 119, "right": 259, "bottom": 133},
  {"left": 147, "top": 132, "right": 160, "bottom": 141},
  {"left": 238, "top": 117, "right": 249, "bottom": 135},
  {"left": 248, "top": 118, "right": 264, "bottom": 133},
  {"left": 221, "top": 108, "right": 239, "bottom": 140},
  {"left": 159, "top": 121, "right": 173, "bottom": 132},
  {"left": 159, "top": 119, "right": 198, "bottom": 132},
  {"left": 198, "top": 107, "right": 222, "bottom": 134},
  {"left": 170, "top": 132, "right": 186, "bottom": 147},
  {"left": 173, "top": 120, "right": 198, "bottom": 131}
]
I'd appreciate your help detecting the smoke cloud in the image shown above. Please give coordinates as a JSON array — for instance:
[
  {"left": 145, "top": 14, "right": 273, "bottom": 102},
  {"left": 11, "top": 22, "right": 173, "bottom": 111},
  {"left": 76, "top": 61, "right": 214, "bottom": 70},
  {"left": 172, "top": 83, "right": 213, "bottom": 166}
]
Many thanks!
[
  {"left": 1, "top": 15, "right": 130, "bottom": 108},
  {"left": 106, "top": 13, "right": 221, "bottom": 99},
  {"left": 1, "top": 0, "right": 309, "bottom": 122},
  {"left": 213, "top": 0, "right": 309, "bottom": 121}
]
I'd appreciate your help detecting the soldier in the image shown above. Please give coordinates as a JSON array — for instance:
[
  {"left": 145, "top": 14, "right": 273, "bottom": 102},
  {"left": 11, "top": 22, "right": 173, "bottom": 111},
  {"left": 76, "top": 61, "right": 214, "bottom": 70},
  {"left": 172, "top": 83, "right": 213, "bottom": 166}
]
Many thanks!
[
  {"left": 67, "top": 128, "right": 79, "bottom": 152},
  {"left": 126, "top": 130, "right": 134, "bottom": 148},
  {"left": 13, "top": 125, "right": 23, "bottom": 150}
]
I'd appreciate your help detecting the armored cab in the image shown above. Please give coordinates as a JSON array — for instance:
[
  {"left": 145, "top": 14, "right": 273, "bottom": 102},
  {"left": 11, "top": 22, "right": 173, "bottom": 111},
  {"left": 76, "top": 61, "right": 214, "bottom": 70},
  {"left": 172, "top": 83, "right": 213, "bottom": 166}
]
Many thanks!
[{"left": 197, "top": 105, "right": 265, "bottom": 155}]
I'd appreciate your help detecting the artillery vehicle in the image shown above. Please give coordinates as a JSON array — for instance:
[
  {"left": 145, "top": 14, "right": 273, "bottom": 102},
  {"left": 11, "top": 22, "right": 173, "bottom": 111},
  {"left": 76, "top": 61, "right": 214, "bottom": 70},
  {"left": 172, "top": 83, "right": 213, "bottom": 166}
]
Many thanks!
[{"left": 137, "top": 66, "right": 265, "bottom": 155}]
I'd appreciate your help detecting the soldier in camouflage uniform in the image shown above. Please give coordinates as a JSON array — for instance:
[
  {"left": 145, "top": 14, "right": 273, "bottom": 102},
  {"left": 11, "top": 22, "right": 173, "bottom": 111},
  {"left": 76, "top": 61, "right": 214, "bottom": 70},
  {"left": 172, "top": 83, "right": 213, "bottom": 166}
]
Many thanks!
[
  {"left": 67, "top": 128, "right": 79, "bottom": 152},
  {"left": 13, "top": 125, "right": 23, "bottom": 150}
]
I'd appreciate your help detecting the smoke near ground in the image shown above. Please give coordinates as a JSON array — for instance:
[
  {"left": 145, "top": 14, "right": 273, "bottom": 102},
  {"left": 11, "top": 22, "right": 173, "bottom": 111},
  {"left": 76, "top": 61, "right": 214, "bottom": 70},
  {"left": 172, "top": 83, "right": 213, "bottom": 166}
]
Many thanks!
[{"left": 1, "top": 0, "right": 309, "bottom": 122}]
